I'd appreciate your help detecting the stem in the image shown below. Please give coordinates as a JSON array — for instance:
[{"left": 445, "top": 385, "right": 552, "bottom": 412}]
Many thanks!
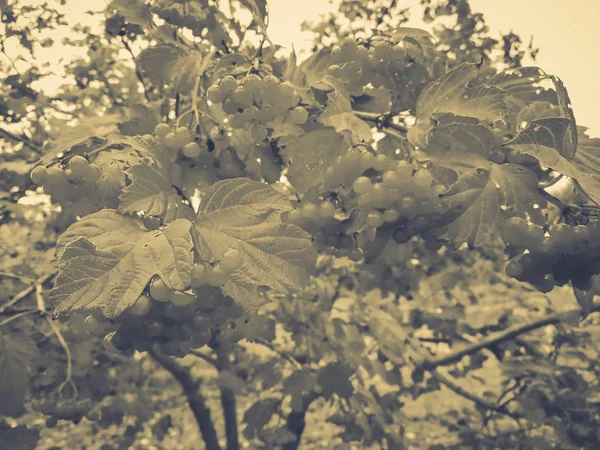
[
  {"left": 0, "top": 310, "right": 39, "bottom": 328},
  {"left": 254, "top": 339, "right": 302, "bottom": 369},
  {"left": 120, "top": 35, "right": 149, "bottom": 101},
  {"left": 216, "top": 347, "right": 240, "bottom": 450},
  {"left": 46, "top": 316, "right": 77, "bottom": 397},
  {"left": 0, "top": 127, "right": 41, "bottom": 153},
  {"left": 353, "top": 110, "right": 408, "bottom": 133},
  {"left": 282, "top": 391, "right": 319, "bottom": 450},
  {"left": 431, "top": 369, "right": 521, "bottom": 418},
  {"left": 0, "top": 272, "right": 56, "bottom": 313},
  {"left": 149, "top": 349, "right": 221, "bottom": 450},
  {"left": 190, "top": 349, "right": 219, "bottom": 368},
  {"left": 420, "top": 305, "right": 600, "bottom": 371}
]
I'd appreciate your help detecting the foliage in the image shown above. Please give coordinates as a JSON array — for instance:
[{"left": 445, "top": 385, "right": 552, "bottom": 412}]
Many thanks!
[{"left": 1, "top": 1, "right": 600, "bottom": 449}]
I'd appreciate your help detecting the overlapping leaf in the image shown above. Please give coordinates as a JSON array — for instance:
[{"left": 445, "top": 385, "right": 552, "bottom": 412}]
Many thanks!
[
  {"left": 107, "top": 0, "right": 152, "bottom": 27},
  {"left": 501, "top": 118, "right": 581, "bottom": 178},
  {"left": 117, "top": 103, "right": 160, "bottom": 136},
  {"left": 49, "top": 210, "right": 193, "bottom": 318},
  {"left": 242, "top": 397, "right": 280, "bottom": 439},
  {"left": 439, "top": 164, "right": 547, "bottom": 247},
  {"left": 137, "top": 45, "right": 208, "bottom": 94},
  {"left": 422, "top": 113, "right": 495, "bottom": 172},
  {"left": 117, "top": 135, "right": 191, "bottom": 223},
  {"left": 408, "top": 62, "right": 507, "bottom": 148},
  {"left": 280, "top": 127, "right": 347, "bottom": 195},
  {"left": 572, "top": 126, "right": 600, "bottom": 205},
  {"left": 193, "top": 178, "right": 317, "bottom": 312}
]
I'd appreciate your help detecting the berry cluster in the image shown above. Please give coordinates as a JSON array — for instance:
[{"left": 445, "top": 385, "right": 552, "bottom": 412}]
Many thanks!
[
  {"left": 153, "top": 122, "right": 211, "bottom": 160},
  {"left": 503, "top": 218, "right": 600, "bottom": 293},
  {"left": 207, "top": 74, "right": 308, "bottom": 143},
  {"left": 79, "top": 248, "right": 245, "bottom": 357},
  {"left": 30, "top": 156, "right": 102, "bottom": 205},
  {"left": 327, "top": 37, "right": 414, "bottom": 96},
  {"left": 353, "top": 161, "right": 445, "bottom": 228}
]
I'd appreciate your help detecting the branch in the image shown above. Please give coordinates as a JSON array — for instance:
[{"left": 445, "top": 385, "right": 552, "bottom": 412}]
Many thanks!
[
  {"left": 254, "top": 339, "right": 302, "bottom": 369},
  {"left": 420, "top": 306, "right": 600, "bottom": 371},
  {"left": 282, "top": 390, "right": 319, "bottom": 450},
  {"left": 216, "top": 347, "right": 240, "bottom": 450},
  {"left": 0, "top": 271, "right": 56, "bottom": 313},
  {"left": 0, "top": 127, "right": 41, "bottom": 153},
  {"left": 431, "top": 369, "right": 521, "bottom": 419},
  {"left": 149, "top": 349, "right": 221, "bottom": 450},
  {"left": 189, "top": 349, "right": 219, "bottom": 368},
  {"left": 120, "top": 36, "right": 149, "bottom": 101},
  {"left": 0, "top": 309, "right": 39, "bottom": 328}
]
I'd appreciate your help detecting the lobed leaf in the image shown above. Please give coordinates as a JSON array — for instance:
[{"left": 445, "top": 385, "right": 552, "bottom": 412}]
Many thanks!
[
  {"left": 193, "top": 178, "right": 317, "bottom": 312},
  {"left": 50, "top": 210, "right": 193, "bottom": 318}
]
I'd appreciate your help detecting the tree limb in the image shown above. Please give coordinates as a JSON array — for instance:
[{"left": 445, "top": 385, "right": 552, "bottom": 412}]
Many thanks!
[
  {"left": 216, "top": 346, "right": 240, "bottom": 450},
  {"left": 149, "top": 349, "right": 221, "bottom": 450},
  {"left": 420, "top": 306, "right": 599, "bottom": 371},
  {"left": 282, "top": 391, "right": 319, "bottom": 450},
  {"left": 190, "top": 349, "right": 219, "bottom": 369}
]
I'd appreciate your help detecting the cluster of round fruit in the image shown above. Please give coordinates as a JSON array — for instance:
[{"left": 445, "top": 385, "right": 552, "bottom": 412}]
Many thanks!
[
  {"left": 153, "top": 122, "right": 210, "bottom": 159},
  {"left": 75, "top": 248, "right": 245, "bottom": 357},
  {"left": 30, "top": 155, "right": 102, "bottom": 204},
  {"left": 327, "top": 37, "right": 411, "bottom": 96},
  {"left": 207, "top": 73, "right": 308, "bottom": 143},
  {"left": 352, "top": 161, "right": 446, "bottom": 228},
  {"left": 503, "top": 218, "right": 600, "bottom": 293}
]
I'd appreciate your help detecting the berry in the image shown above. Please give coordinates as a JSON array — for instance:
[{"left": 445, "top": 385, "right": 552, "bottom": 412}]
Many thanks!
[
  {"left": 220, "top": 248, "right": 243, "bottom": 272},
  {"left": 182, "top": 142, "right": 202, "bottom": 158},
  {"left": 207, "top": 84, "right": 226, "bottom": 103},
  {"left": 154, "top": 123, "right": 171, "bottom": 138},
  {"left": 149, "top": 278, "right": 171, "bottom": 302},
  {"left": 353, "top": 176, "right": 373, "bottom": 195},
  {"left": 30, "top": 165, "right": 47, "bottom": 184},
  {"left": 128, "top": 295, "right": 153, "bottom": 316},
  {"left": 289, "top": 106, "right": 308, "bottom": 124}
]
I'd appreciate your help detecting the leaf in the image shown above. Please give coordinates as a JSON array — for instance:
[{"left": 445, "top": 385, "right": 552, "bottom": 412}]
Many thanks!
[
  {"left": 94, "top": 149, "right": 143, "bottom": 208},
  {"left": 318, "top": 76, "right": 373, "bottom": 143},
  {"left": 440, "top": 164, "right": 547, "bottom": 248},
  {"left": 117, "top": 135, "right": 191, "bottom": 223},
  {"left": 41, "top": 114, "right": 120, "bottom": 165},
  {"left": 573, "top": 286, "right": 595, "bottom": 318},
  {"left": 107, "top": 0, "right": 152, "bottom": 27},
  {"left": 193, "top": 178, "right": 317, "bottom": 312},
  {"left": 280, "top": 127, "right": 347, "bottom": 195},
  {"left": 367, "top": 309, "right": 408, "bottom": 365},
  {"left": 118, "top": 103, "right": 160, "bottom": 136},
  {"left": 0, "top": 423, "right": 40, "bottom": 450},
  {"left": 409, "top": 62, "right": 507, "bottom": 148},
  {"left": 237, "top": 0, "right": 269, "bottom": 37},
  {"left": 49, "top": 210, "right": 193, "bottom": 318},
  {"left": 423, "top": 113, "right": 495, "bottom": 172},
  {"left": 290, "top": 47, "right": 333, "bottom": 87},
  {"left": 282, "top": 369, "right": 317, "bottom": 396},
  {"left": 137, "top": 45, "right": 208, "bottom": 94},
  {"left": 242, "top": 397, "right": 280, "bottom": 439},
  {"left": 501, "top": 118, "right": 581, "bottom": 178},
  {"left": 317, "top": 362, "right": 354, "bottom": 399},
  {"left": 0, "top": 332, "right": 39, "bottom": 392},
  {"left": 572, "top": 126, "right": 600, "bottom": 205}
]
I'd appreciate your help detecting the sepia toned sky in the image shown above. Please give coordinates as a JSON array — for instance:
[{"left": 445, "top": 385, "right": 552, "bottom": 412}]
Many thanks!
[{"left": 9, "top": 0, "right": 599, "bottom": 136}]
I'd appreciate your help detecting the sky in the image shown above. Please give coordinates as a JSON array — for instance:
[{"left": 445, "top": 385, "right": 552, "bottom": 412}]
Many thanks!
[{"left": 6, "top": 0, "right": 599, "bottom": 136}]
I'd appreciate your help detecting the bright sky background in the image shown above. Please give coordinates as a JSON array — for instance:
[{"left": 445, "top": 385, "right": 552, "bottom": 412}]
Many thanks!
[{"left": 7, "top": 0, "right": 599, "bottom": 136}]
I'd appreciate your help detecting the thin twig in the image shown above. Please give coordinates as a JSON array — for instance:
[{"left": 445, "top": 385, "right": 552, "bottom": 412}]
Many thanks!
[
  {"left": 0, "top": 127, "right": 41, "bottom": 153},
  {"left": 189, "top": 349, "right": 219, "bottom": 368},
  {"left": 1, "top": 271, "right": 56, "bottom": 313},
  {"left": 254, "top": 339, "right": 302, "bottom": 369},
  {"left": 353, "top": 110, "right": 409, "bottom": 133},
  {"left": 120, "top": 35, "right": 149, "bottom": 101},
  {"left": 419, "top": 305, "right": 600, "bottom": 371},
  {"left": 45, "top": 316, "right": 77, "bottom": 397},
  {"left": 0, "top": 309, "right": 39, "bottom": 328},
  {"left": 431, "top": 369, "right": 521, "bottom": 418},
  {"left": 0, "top": 271, "right": 34, "bottom": 282}
]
